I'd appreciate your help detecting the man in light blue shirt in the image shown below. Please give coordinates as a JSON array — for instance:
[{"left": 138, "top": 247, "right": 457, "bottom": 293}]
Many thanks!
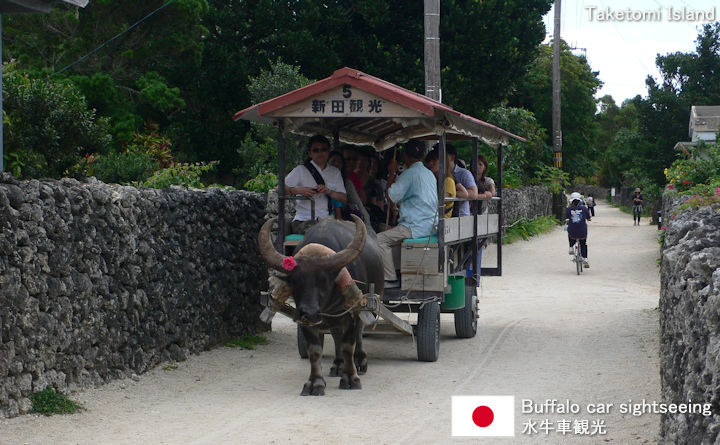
[{"left": 378, "top": 139, "right": 438, "bottom": 287}]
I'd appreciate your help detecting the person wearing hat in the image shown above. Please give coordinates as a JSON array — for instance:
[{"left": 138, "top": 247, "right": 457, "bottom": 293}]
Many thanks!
[
  {"left": 378, "top": 139, "right": 438, "bottom": 288},
  {"left": 566, "top": 191, "right": 591, "bottom": 268},
  {"left": 632, "top": 188, "right": 644, "bottom": 225}
]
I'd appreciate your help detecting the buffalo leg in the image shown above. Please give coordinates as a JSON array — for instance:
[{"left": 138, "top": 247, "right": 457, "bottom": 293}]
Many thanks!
[
  {"left": 354, "top": 321, "right": 368, "bottom": 375},
  {"left": 338, "top": 320, "right": 362, "bottom": 390},
  {"left": 329, "top": 328, "right": 343, "bottom": 377},
  {"left": 300, "top": 327, "right": 326, "bottom": 396}
]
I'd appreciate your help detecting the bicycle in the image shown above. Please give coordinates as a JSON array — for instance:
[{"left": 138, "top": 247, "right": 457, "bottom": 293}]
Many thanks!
[
  {"left": 571, "top": 238, "right": 583, "bottom": 275},
  {"left": 564, "top": 219, "right": 583, "bottom": 275}
]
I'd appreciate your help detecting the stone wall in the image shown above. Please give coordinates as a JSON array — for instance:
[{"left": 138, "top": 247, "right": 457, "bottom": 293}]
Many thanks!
[
  {"left": 494, "top": 185, "right": 554, "bottom": 228},
  {"left": 659, "top": 193, "right": 720, "bottom": 443},
  {"left": 0, "top": 174, "right": 267, "bottom": 417},
  {"left": 569, "top": 184, "right": 610, "bottom": 201}
]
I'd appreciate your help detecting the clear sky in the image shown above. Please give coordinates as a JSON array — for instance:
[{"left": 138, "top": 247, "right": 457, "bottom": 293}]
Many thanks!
[{"left": 542, "top": 0, "right": 718, "bottom": 104}]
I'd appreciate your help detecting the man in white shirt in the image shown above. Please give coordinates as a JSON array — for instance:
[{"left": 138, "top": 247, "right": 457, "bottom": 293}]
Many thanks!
[{"left": 284, "top": 135, "right": 347, "bottom": 233}]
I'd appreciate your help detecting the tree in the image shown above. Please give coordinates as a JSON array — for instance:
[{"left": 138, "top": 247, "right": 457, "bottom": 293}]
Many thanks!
[
  {"left": 4, "top": 1, "right": 208, "bottom": 148},
  {"left": 3, "top": 71, "right": 111, "bottom": 178},
  {"left": 509, "top": 41, "right": 602, "bottom": 179},
  {"left": 635, "top": 22, "right": 720, "bottom": 186},
  {"left": 235, "top": 60, "right": 313, "bottom": 186},
  {"left": 184, "top": 0, "right": 554, "bottom": 177},
  {"left": 441, "top": 0, "right": 553, "bottom": 116},
  {"left": 484, "top": 106, "right": 549, "bottom": 184}
]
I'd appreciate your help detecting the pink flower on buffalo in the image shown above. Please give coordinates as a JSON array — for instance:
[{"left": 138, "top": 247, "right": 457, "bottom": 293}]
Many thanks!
[
  {"left": 661, "top": 225, "right": 668, "bottom": 231},
  {"left": 667, "top": 184, "right": 675, "bottom": 189},
  {"left": 282, "top": 256, "right": 297, "bottom": 271}
]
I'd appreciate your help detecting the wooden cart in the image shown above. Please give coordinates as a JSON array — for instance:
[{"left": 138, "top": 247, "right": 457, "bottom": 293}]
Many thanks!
[{"left": 236, "top": 67, "right": 524, "bottom": 361}]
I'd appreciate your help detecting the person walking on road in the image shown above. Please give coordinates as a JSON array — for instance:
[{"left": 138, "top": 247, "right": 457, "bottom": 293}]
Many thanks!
[
  {"left": 586, "top": 193, "right": 596, "bottom": 217},
  {"left": 632, "top": 188, "right": 644, "bottom": 226}
]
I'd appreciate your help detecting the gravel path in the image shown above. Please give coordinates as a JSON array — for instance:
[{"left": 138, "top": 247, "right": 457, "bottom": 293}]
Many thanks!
[{"left": 0, "top": 200, "right": 661, "bottom": 444}]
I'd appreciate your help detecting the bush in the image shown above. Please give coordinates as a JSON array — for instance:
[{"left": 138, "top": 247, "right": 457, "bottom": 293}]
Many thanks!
[
  {"left": 504, "top": 216, "right": 561, "bottom": 244},
  {"left": 664, "top": 142, "right": 720, "bottom": 192},
  {"left": 244, "top": 171, "right": 278, "bottom": 193},
  {"left": 138, "top": 161, "right": 219, "bottom": 189},
  {"left": 3, "top": 70, "right": 111, "bottom": 179},
  {"left": 532, "top": 165, "right": 570, "bottom": 194},
  {"left": 29, "top": 386, "right": 84, "bottom": 416},
  {"left": 90, "top": 151, "right": 160, "bottom": 184}
]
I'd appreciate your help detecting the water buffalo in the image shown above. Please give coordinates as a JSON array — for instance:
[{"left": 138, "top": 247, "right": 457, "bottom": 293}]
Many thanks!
[{"left": 258, "top": 215, "right": 384, "bottom": 395}]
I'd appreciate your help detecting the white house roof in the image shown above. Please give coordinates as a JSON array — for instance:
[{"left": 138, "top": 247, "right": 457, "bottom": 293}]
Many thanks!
[
  {"left": 0, "top": 0, "right": 88, "bottom": 13},
  {"left": 689, "top": 105, "right": 720, "bottom": 138}
]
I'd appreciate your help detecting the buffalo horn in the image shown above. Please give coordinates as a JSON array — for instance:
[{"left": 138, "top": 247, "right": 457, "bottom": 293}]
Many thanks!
[{"left": 257, "top": 218, "right": 286, "bottom": 272}]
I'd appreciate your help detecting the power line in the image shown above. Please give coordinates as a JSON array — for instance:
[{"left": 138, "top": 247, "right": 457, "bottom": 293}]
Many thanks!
[{"left": 55, "top": 0, "right": 175, "bottom": 74}]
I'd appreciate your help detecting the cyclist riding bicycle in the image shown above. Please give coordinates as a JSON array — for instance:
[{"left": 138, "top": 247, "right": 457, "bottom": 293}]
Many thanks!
[{"left": 566, "top": 191, "right": 591, "bottom": 268}]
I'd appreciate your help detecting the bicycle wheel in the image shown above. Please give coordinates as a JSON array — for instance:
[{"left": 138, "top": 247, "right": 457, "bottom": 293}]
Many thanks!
[{"left": 574, "top": 243, "right": 582, "bottom": 275}]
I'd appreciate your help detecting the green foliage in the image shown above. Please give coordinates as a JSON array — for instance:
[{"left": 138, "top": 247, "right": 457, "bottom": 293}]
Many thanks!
[
  {"left": 504, "top": 216, "right": 561, "bottom": 244},
  {"left": 136, "top": 71, "right": 186, "bottom": 124},
  {"left": 244, "top": 171, "right": 278, "bottom": 193},
  {"left": 126, "top": 129, "right": 175, "bottom": 168},
  {"left": 226, "top": 334, "right": 269, "bottom": 350},
  {"left": 664, "top": 143, "right": 720, "bottom": 192},
  {"left": 509, "top": 41, "right": 602, "bottom": 179},
  {"left": 3, "top": 71, "right": 111, "bottom": 179},
  {"left": 676, "top": 189, "right": 720, "bottom": 212},
  {"left": 29, "top": 386, "right": 84, "bottom": 416},
  {"left": 485, "top": 106, "right": 550, "bottom": 183},
  {"left": 4, "top": 1, "right": 555, "bottom": 183},
  {"left": 90, "top": 151, "right": 160, "bottom": 184},
  {"left": 533, "top": 165, "right": 571, "bottom": 194},
  {"left": 234, "top": 60, "right": 313, "bottom": 185},
  {"left": 70, "top": 72, "right": 142, "bottom": 147},
  {"left": 634, "top": 23, "right": 720, "bottom": 188},
  {"left": 138, "top": 161, "right": 219, "bottom": 189}
]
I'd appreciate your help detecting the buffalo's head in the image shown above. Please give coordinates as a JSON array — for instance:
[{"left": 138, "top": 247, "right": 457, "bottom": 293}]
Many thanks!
[{"left": 258, "top": 215, "right": 366, "bottom": 326}]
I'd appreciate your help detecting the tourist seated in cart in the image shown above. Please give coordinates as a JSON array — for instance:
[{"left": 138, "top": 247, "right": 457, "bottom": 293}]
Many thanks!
[
  {"left": 284, "top": 135, "right": 347, "bottom": 234},
  {"left": 444, "top": 143, "right": 478, "bottom": 216},
  {"left": 424, "top": 146, "right": 467, "bottom": 217},
  {"left": 378, "top": 139, "right": 438, "bottom": 288}
]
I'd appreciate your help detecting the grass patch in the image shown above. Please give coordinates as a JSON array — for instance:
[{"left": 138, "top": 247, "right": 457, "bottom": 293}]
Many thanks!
[
  {"left": 162, "top": 362, "right": 179, "bottom": 371},
  {"left": 504, "top": 216, "right": 561, "bottom": 244},
  {"left": 226, "top": 334, "right": 269, "bottom": 350},
  {"left": 29, "top": 386, "right": 85, "bottom": 416}
]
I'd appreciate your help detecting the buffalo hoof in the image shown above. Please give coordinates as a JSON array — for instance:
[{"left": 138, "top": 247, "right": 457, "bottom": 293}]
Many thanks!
[
  {"left": 329, "top": 360, "right": 342, "bottom": 377},
  {"left": 355, "top": 357, "right": 368, "bottom": 375},
  {"left": 301, "top": 378, "right": 326, "bottom": 396},
  {"left": 339, "top": 374, "right": 362, "bottom": 390}
]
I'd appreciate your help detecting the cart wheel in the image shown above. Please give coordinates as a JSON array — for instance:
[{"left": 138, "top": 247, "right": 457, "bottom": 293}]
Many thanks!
[
  {"left": 454, "top": 286, "right": 478, "bottom": 338},
  {"left": 297, "top": 325, "right": 324, "bottom": 359},
  {"left": 417, "top": 301, "right": 440, "bottom": 362}
]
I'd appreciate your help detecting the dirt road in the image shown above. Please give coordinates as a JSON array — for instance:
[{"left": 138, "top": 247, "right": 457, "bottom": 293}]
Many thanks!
[{"left": 0, "top": 201, "right": 662, "bottom": 444}]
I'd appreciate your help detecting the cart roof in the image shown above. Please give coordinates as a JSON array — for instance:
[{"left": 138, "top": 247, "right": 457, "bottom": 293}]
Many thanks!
[{"left": 233, "top": 67, "right": 524, "bottom": 151}]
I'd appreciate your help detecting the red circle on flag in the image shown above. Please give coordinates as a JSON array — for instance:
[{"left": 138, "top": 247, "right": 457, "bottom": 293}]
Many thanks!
[{"left": 472, "top": 405, "right": 494, "bottom": 427}]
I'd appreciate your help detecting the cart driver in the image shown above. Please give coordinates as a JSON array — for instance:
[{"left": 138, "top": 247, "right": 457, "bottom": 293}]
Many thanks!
[
  {"left": 284, "top": 135, "right": 347, "bottom": 234},
  {"left": 378, "top": 139, "right": 438, "bottom": 288}
]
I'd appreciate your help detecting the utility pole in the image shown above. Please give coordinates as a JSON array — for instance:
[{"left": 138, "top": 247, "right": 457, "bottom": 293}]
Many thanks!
[
  {"left": 552, "top": 0, "right": 562, "bottom": 169},
  {"left": 424, "top": 0, "right": 441, "bottom": 102}
]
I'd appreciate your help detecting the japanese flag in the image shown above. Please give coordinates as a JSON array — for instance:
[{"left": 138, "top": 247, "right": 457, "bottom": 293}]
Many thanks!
[{"left": 451, "top": 395, "right": 515, "bottom": 437}]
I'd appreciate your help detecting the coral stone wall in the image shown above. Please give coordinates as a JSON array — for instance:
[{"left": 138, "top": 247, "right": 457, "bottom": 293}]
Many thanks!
[
  {"left": 659, "top": 193, "right": 720, "bottom": 442},
  {"left": 0, "top": 175, "right": 266, "bottom": 417}
]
